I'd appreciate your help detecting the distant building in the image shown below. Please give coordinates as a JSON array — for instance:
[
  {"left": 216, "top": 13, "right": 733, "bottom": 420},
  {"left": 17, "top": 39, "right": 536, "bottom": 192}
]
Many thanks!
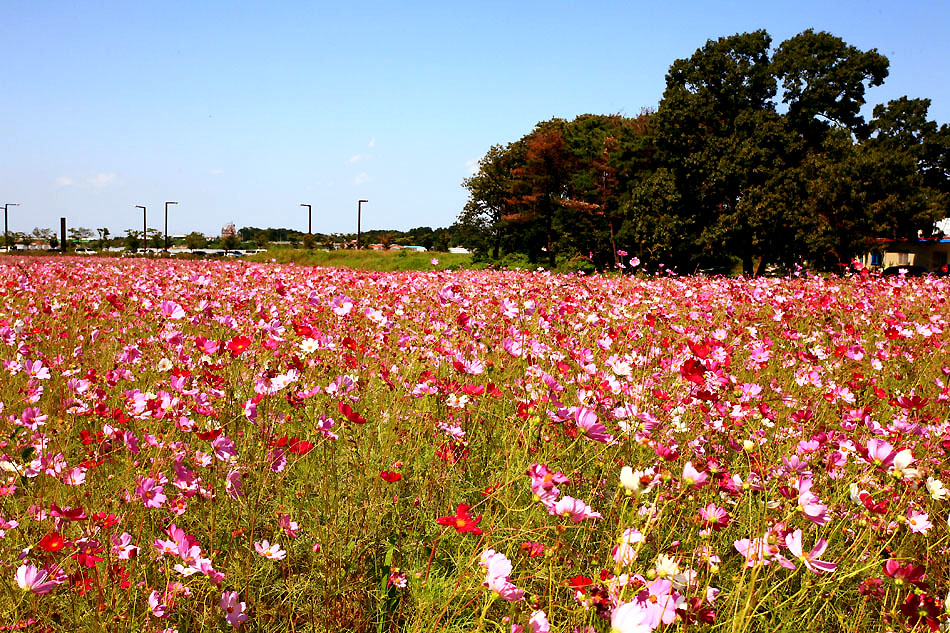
[
  {"left": 221, "top": 223, "right": 237, "bottom": 240},
  {"left": 448, "top": 246, "right": 471, "bottom": 254}
]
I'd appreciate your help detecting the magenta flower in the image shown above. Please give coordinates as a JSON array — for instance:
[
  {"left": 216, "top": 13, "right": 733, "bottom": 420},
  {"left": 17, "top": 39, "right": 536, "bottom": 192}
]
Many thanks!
[
  {"left": 551, "top": 496, "right": 602, "bottom": 522},
  {"left": 785, "top": 529, "right": 837, "bottom": 574},
  {"left": 573, "top": 407, "right": 613, "bottom": 443},
  {"left": 220, "top": 591, "right": 249, "bottom": 627},
  {"left": 136, "top": 477, "right": 167, "bottom": 509}
]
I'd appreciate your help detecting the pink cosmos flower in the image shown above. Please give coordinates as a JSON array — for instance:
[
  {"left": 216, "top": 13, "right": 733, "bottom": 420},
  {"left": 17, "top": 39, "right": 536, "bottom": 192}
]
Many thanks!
[
  {"left": 15, "top": 564, "right": 61, "bottom": 594},
  {"left": 279, "top": 514, "right": 299, "bottom": 538},
  {"left": 681, "top": 461, "right": 708, "bottom": 488},
  {"left": 906, "top": 511, "right": 932, "bottom": 534},
  {"left": 635, "top": 578, "right": 683, "bottom": 627},
  {"left": 612, "top": 528, "right": 644, "bottom": 566},
  {"left": 528, "top": 610, "right": 550, "bottom": 633},
  {"left": 785, "top": 529, "right": 837, "bottom": 574},
  {"left": 865, "top": 438, "right": 896, "bottom": 467},
  {"left": 611, "top": 601, "right": 652, "bottom": 633},
  {"left": 160, "top": 300, "right": 186, "bottom": 320},
  {"left": 480, "top": 549, "right": 524, "bottom": 602},
  {"left": 137, "top": 477, "right": 167, "bottom": 509},
  {"left": 254, "top": 540, "right": 286, "bottom": 560},
  {"left": 551, "top": 496, "right": 602, "bottom": 522},
  {"left": 573, "top": 407, "right": 613, "bottom": 443},
  {"left": 148, "top": 590, "right": 170, "bottom": 618},
  {"left": 698, "top": 503, "right": 730, "bottom": 531},
  {"left": 220, "top": 591, "right": 249, "bottom": 627}
]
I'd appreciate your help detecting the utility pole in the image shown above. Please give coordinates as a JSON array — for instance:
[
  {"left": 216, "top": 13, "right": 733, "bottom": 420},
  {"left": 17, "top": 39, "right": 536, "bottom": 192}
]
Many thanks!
[
  {"left": 3, "top": 203, "right": 19, "bottom": 252},
  {"left": 300, "top": 203, "right": 312, "bottom": 234},
  {"left": 164, "top": 201, "right": 178, "bottom": 251},
  {"left": 357, "top": 199, "right": 368, "bottom": 250}
]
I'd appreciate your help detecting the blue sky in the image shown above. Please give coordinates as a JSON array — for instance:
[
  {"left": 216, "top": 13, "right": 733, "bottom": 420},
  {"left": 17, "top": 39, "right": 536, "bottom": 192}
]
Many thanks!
[{"left": 2, "top": 1, "right": 948, "bottom": 238}]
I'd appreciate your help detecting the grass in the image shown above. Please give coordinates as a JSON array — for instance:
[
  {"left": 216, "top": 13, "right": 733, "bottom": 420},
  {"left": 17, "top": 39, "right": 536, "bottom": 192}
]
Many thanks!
[{"left": 244, "top": 247, "right": 472, "bottom": 271}]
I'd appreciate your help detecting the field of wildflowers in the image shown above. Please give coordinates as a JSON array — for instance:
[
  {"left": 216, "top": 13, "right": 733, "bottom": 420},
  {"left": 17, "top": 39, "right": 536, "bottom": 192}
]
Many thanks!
[{"left": 0, "top": 257, "right": 948, "bottom": 632}]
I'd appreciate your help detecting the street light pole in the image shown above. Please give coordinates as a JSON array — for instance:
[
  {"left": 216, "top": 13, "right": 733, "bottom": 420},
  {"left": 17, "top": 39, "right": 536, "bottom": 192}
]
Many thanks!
[
  {"left": 3, "top": 203, "right": 19, "bottom": 253},
  {"left": 357, "top": 199, "right": 368, "bottom": 250},
  {"left": 300, "top": 204, "right": 312, "bottom": 234},
  {"left": 164, "top": 202, "right": 178, "bottom": 251},
  {"left": 135, "top": 205, "right": 146, "bottom": 252}
]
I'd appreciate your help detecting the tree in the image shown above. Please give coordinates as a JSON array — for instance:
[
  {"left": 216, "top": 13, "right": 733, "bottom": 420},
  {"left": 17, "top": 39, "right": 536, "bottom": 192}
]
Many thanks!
[
  {"left": 184, "top": 232, "right": 207, "bottom": 250},
  {"left": 773, "top": 29, "right": 889, "bottom": 144},
  {"left": 221, "top": 233, "right": 239, "bottom": 252},
  {"left": 504, "top": 122, "right": 573, "bottom": 268},
  {"left": 68, "top": 227, "right": 95, "bottom": 246},
  {"left": 460, "top": 144, "right": 522, "bottom": 258},
  {"left": 124, "top": 229, "right": 141, "bottom": 252}
]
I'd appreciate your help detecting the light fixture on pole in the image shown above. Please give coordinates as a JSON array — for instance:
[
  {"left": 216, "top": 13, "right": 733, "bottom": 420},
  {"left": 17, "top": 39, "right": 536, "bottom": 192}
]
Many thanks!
[
  {"left": 3, "top": 203, "right": 19, "bottom": 253},
  {"left": 300, "top": 203, "right": 312, "bottom": 234},
  {"left": 164, "top": 202, "right": 178, "bottom": 251},
  {"left": 357, "top": 199, "right": 368, "bottom": 250},
  {"left": 135, "top": 205, "right": 146, "bottom": 253}
]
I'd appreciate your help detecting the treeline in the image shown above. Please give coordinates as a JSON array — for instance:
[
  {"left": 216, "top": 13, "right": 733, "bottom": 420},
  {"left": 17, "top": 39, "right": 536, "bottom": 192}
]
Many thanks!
[
  {"left": 236, "top": 226, "right": 457, "bottom": 250},
  {"left": 458, "top": 29, "right": 950, "bottom": 274}
]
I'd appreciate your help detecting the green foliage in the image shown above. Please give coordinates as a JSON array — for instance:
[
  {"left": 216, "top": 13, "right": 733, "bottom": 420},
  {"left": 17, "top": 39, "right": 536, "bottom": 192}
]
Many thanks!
[{"left": 462, "top": 29, "right": 950, "bottom": 274}]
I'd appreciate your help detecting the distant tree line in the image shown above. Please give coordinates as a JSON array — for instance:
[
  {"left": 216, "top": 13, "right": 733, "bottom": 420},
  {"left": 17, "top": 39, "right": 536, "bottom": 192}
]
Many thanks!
[{"left": 458, "top": 29, "right": 950, "bottom": 274}]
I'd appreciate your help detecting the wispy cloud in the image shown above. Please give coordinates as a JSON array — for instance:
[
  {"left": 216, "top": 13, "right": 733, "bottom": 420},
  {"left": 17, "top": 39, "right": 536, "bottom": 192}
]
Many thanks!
[
  {"left": 55, "top": 176, "right": 74, "bottom": 187},
  {"left": 353, "top": 172, "right": 369, "bottom": 185},
  {"left": 368, "top": 137, "right": 375, "bottom": 148},
  {"left": 209, "top": 168, "right": 224, "bottom": 175},
  {"left": 465, "top": 159, "right": 478, "bottom": 175},
  {"left": 347, "top": 154, "right": 364, "bottom": 164},
  {"left": 88, "top": 172, "right": 118, "bottom": 188}
]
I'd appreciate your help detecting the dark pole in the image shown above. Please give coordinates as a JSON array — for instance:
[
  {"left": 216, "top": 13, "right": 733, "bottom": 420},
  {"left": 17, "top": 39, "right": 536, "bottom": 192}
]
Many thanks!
[
  {"left": 3, "top": 203, "right": 19, "bottom": 252},
  {"left": 357, "top": 199, "right": 367, "bottom": 250},
  {"left": 135, "top": 205, "right": 146, "bottom": 252},
  {"left": 60, "top": 217, "right": 66, "bottom": 253},
  {"left": 164, "top": 201, "right": 178, "bottom": 251},
  {"left": 300, "top": 204, "right": 312, "bottom": 234}
]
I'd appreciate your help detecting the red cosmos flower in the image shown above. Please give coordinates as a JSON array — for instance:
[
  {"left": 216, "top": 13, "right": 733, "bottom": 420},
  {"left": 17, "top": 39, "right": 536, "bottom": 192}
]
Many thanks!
[
  {"left": 899, "top": 592, "right": 941, "bottom": 631},
  {"left": 380, "top": 471, "right": 402, "bottom": 483},
  {"left": 38, "top": 532, "right": 67, "bottom": 552},
  {"left": 565, "top": 575, "right": 593, "bottom": 591},
  {"left": 196, "top": 428, "right": 223, "bottom": 441},
  {"left": 338, "top": 402, "right": 366, "bottom": 424},
  {"left": 436, "top": 503, "right": 482, "bottom": 535},
  {"left": 91, "top": 513, "right": 118, "bottom": 529},
  {"left": 894, "top": 395, "right": 928, "bottom": 410},
  {"left": 226, "top": 335, "right": 253, "bottom": 356},
  {"left": 883, "top": 560, "right": 927, "bottom": 588},
  {"left": 50, "top": 503, "right": 86, "bottom": 522}
]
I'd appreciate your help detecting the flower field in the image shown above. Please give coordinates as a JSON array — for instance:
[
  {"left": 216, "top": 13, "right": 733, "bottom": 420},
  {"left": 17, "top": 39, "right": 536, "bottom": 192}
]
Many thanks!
[{"left": 0, "top": 258, "right": 948, "bottom": 632}]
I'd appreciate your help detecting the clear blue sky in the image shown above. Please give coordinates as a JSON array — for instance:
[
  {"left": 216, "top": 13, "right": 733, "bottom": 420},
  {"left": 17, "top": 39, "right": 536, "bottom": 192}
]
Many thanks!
[{"left": 2, "top": 0, "right": 948, "bottom": 238}]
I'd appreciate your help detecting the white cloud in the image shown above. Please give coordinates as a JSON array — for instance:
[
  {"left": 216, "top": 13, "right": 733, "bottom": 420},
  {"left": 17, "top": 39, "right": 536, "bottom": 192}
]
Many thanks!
[
  {"left": 87, "top": 172, "right": 117, "bottom": 188},
  {"left": 368, "top": 137, "right": 375, "bottom": 148},
  {"left": 353, "top": 172, "right": 369, "bottom": 185},
  {"left": 465, "top": 159, "right": 478, "bottom": 175},
  {"left": 209, "top": 168, "right": 224, "bottom": 175},
  {"left": 55, "top": 176, "right": 74, "bottom": 186},
  {"left": 347, "top": 154, "right": 364, "bottom": 164}
]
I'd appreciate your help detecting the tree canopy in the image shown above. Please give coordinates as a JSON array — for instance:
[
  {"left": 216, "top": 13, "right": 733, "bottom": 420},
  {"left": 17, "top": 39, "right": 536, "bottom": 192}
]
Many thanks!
[{"left": 457, "top": 29, "right": 950, "bottom": 273}]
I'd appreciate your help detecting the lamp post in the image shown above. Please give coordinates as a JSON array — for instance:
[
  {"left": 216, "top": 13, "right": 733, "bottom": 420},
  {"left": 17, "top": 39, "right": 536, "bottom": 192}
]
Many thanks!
[
  {"left": 164, "top": 201, "right": 178, "bottom": 251},
  {"left": 357, "top": 199, "right": 368, "bottom": 250},
  {"left": 300, "top": 203, "right": 312, "bottom": 234},
  {"left": 3, "top": 203, "right": 19, "bottom": 253},
  {"left": 135, "top": 205, "right": 146, "bottom": 253}
]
